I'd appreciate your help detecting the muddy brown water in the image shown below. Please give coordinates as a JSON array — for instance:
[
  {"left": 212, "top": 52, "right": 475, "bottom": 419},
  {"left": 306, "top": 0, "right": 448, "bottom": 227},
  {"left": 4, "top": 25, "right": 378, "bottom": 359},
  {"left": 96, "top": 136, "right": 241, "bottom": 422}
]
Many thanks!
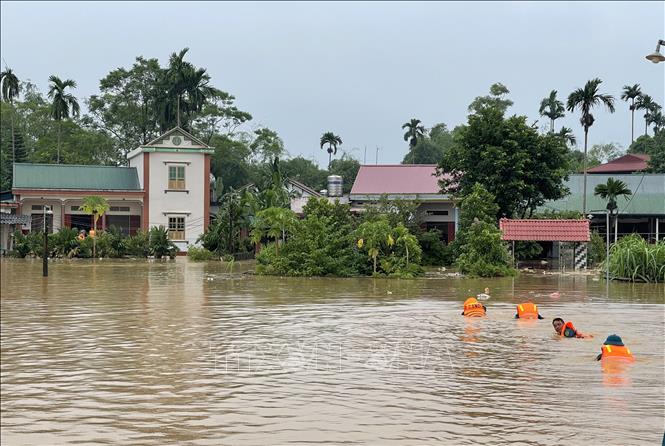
[{"left": 1, "top": 259, "right": 664, "bottom": 445}]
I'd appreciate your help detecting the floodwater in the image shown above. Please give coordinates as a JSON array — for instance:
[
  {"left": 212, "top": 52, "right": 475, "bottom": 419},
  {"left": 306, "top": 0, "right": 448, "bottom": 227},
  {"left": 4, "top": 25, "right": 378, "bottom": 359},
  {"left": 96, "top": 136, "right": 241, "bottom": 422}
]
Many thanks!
[{"left": 1, "top": 259, "right": 664, "bottom": 446}]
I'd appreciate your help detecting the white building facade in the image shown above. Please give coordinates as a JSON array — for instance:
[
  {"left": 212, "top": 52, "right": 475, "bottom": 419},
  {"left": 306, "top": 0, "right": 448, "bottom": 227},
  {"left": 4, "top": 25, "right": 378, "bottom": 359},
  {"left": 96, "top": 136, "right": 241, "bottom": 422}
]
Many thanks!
[{"left": 127, "top": 128, "right": 213, "bottom": 251}]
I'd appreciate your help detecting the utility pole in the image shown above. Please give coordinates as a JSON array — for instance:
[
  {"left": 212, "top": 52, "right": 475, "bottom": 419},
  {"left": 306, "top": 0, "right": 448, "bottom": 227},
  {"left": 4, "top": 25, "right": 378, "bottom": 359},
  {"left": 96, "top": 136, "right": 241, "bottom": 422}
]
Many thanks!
[
  {"left": 42, "top": 205, "right": 52, "bottom": 277},
  {"left": 364, "top": 146, "right": 367, "bottom": 164},
  {"left": 375, "top": 147, "right": 379, "bottom": 165}
]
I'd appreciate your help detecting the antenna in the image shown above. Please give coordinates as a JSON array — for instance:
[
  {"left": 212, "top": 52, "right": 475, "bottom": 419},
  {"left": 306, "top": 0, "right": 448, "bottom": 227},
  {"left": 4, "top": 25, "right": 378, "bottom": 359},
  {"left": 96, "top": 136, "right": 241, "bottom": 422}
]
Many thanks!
[
  {"left": 375, "top": 147, "right": 379, "bottom": 165},
  {"left": 364, "top": 146, "right": 367, "bottom": 164}
]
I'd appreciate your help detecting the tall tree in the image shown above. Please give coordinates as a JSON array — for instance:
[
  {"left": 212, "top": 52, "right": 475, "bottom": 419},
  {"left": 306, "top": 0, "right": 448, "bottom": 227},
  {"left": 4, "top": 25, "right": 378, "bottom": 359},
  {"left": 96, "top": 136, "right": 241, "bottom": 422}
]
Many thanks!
[
  {"left": 566, "top": 78, "right": 615, "bottom": 214},
  {"left": 320, "top": 131, "right": 342, "bottom": 168},
  {"left": 438, "top": 106, "right": 570, "bottom": 219},
  {"left": 539, "top": 90, "right": 565, "bottom": 132},
  {"left": 402, "top": 118, "right": 426, "bottom": 149},
  {"left": 557, "top": 126, "right": 577, "bottom": 147},
  {"left": 594, "top": 178, "right": 632, "bottom": 243},
  {"left": 0, "top": 68, "right": 20, "bottom": 162},
  {"left": 620, "top": 84, "right": 642, "bottom": 143},
  {"left": 47, "top": 75, "right": 80, "bottom": 163},
  {"left": 635, "top": 94, "right": 660, "bottom": 136},
  {"left": 468, "top": 83, "right": 513, "bottom": 114},
  {"left": 647, "top": 110, "right": 665, "bottom": 134}
]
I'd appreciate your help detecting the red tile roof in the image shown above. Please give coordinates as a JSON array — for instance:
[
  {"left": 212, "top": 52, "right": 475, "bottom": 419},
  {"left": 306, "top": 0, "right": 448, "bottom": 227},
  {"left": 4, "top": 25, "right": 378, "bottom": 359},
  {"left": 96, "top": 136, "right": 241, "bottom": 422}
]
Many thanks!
[
  {"left": 500, "top": 219, "right": 590, "bottom": 242},
  {"left": 350, "top": 164, "right": 450, "bottom": 195},
  {"left": 587, "top": 154, "right": 650, "bottom": 173}
]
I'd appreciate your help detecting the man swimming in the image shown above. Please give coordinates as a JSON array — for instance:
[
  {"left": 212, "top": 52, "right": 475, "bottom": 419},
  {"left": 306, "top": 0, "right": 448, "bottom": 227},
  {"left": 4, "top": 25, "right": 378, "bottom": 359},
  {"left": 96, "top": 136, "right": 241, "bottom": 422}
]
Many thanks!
[{"left": 552, "top": 317, "right": 591, "bottom": 338}]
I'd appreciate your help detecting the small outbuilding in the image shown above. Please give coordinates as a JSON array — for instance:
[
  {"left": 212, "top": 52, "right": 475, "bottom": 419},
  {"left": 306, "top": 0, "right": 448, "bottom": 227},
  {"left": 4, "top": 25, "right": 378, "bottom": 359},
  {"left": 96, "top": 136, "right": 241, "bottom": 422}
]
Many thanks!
[{"left": 499, "top": 218, "right": 591, "bottom": 269}]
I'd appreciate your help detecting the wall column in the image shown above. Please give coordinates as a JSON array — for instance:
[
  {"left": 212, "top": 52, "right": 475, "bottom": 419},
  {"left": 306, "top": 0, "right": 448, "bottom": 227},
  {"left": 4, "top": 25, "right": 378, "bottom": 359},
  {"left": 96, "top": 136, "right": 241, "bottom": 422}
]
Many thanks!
[
  {"left": 203, "top": 154, "right": 210, "bottom": 232},
  {"left": 142, "top": 152, "right": 150, "bottom": 230}
]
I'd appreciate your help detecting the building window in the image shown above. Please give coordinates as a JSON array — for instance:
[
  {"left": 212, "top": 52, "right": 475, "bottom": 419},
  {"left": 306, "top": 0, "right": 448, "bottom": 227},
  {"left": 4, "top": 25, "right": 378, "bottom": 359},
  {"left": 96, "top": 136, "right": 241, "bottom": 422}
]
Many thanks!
[
  {"left": 168, "top": 216, "right": 185, "bottom": 240},
  {"left": 109, "top": 206, "right": 130, "bottom": 212},
  {"left": 71, "top": 206, "right": 80, "bottom": 211},
  {"left": 426, "top": 210, "right": 449, "bottom": 216},
  {"left": 168, "top": 165, "right": 186, "bottom": 190}
]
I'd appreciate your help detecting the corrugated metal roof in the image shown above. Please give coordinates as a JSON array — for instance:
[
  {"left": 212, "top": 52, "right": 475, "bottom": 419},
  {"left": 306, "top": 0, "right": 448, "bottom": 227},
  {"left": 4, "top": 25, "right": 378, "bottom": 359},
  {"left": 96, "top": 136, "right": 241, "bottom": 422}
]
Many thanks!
[
  {"left": 350, "top": 164, "right": 450, "bottom": 195},
  {"left": 500, "top": 219, "right": 590, "bottom": 242},
  {"left": 13, "top": 163, "right": 141, "bottom": 191},
  {"left": 587, "top": 154, "right": 650, "bottom": 173},
  {"left": 542, "top": 174, "right": 665, "bottom": 216}
]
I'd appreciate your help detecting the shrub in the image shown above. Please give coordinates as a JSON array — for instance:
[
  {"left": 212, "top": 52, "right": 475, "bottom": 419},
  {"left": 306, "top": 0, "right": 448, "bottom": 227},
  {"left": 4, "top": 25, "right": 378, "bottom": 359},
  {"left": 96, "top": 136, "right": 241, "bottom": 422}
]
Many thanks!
[
  {"left": 149, "top": 226, "right": 179, "bottom": 259},
  {"left": 12, "top": 230, "right": 43, "bottom": 257},
  {"left": 417, "top": 230, "right": 453, "bottom": 265},
  {"left": 48, "top": 228, "right": 80, "bottom": 258},
  {"left": 605, "top": 234, "right": 664, "bottom": 282},
  {"left": 588, "top": 230, "right": 606, "bottom": 266},
  {"left": 188, "top": 246, "right": 217, "bottom": 261},
  {"left": 456, "top": 221, "right": 515, "bottom": 277},
  {"left": 125, "top": 230, "right": 150, "bottom": 257}
]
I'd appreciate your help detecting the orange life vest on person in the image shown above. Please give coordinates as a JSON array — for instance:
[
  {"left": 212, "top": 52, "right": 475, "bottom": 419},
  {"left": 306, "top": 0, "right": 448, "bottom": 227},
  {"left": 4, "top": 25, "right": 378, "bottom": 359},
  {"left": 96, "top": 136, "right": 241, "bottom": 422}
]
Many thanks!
[
  {"left": 463, "top": 297, "right": 485, "bottom": 317},
  {"left": 600, "top": 344, "right": 634, "bottom": 361},
  {"left": 517, "top": 302, "right": 539, "bottom": 319},
  {"left": 560, "top": 321, "right": 577, "bottom": 337}
]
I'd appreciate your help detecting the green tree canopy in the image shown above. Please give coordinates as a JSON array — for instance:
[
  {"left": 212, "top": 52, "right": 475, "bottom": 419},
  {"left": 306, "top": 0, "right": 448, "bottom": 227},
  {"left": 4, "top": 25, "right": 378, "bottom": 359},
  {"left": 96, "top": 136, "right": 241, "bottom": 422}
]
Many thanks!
[
  {"left": 468, "top": 82, "right": 513, "bottom": 114},
  {"left": 439, "top": 106, "right": 570, "bottom": 218}
]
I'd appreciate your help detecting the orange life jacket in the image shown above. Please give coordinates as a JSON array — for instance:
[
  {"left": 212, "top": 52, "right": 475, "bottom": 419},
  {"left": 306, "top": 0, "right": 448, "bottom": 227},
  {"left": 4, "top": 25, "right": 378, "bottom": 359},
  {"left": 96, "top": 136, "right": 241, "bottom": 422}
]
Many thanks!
[
  {"left": 517, "top": 302, "right": 539, "bottom": 319},
  {"left": 463, "top": 297, "right": 485, "bottom": 317},
  {"left": 560, "top": 321, "right": 577, "bottom": 337},
  {"left": 600, "top": 344, "right": 634, "bottom": 361}
]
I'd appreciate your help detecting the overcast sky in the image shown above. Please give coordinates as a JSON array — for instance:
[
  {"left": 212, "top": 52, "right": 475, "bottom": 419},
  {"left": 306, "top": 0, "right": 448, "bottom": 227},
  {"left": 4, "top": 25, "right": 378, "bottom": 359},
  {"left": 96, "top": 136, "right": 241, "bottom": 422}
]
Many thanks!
[{"left": 2, "top": 1, "right": 664, "bottom": 166}]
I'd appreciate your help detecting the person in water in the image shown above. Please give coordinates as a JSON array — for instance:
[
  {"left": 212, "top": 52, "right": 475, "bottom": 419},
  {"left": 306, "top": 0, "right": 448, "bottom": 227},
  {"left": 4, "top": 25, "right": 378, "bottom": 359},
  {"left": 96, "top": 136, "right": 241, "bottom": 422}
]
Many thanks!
[
  {"left": 462, "top": 297, "right": 486, "bottom": 317},
  {"left": 596, "top": 335, "right": 634, "bottom": 361},
  {"left": 514, "top": 302, "right": 544, "bottom": 319},
  {"left": 552, "top": 317, "right": 591, "bottom": 338}
]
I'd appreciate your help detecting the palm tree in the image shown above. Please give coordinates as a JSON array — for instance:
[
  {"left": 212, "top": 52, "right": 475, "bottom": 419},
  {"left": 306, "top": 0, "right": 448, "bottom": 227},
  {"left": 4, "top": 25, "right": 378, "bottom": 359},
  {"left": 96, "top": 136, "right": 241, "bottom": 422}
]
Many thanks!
[
  {"left": 594, "top": 178, "right": 632, "bottom": 243},
  {"left": 402, "top": 118, "right": 426, "bottom": 149},
  {"left": 566, "top": 78, "right": 615, "bottom": 214},
  {"left": 47, "top": 75, "right": 80, "bottom": 163},
  {"left": 635, "top": 94, "right": 659, "bottom": 136},
  {"left": 80, "top": 195, "right": 110, "bottom": 258},
  {"left": 648, "top": 110, "right": 665, "bottom": 134},
  {"left": 620, "top": 84, "right": 641, "bottom": 143},
  {"left": 539, "top": 90, "right": 565, "bottom": 132},
  {"left": 320, "top": 132, "right": 342, "bottom": 168},
  {"left": 1, "top": 68, "right": 20, "bottom": 162},
  {"left": 557, "top": 126, "right": 577, "bottom": 146}
]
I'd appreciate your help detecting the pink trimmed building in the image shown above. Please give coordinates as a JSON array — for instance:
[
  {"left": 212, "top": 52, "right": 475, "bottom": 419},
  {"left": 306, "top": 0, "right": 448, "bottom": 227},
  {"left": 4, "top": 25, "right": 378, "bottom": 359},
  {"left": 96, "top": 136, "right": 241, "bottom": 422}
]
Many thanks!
[{"left": 349, "top": 164, "right": 457, "bottom": 242}]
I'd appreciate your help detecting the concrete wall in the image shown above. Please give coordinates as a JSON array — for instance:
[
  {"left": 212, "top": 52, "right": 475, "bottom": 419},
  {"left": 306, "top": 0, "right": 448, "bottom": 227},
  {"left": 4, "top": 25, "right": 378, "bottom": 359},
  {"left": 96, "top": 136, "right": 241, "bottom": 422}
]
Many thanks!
[{"left": 147, "top": 152, "right": 207, "bottom": 250}]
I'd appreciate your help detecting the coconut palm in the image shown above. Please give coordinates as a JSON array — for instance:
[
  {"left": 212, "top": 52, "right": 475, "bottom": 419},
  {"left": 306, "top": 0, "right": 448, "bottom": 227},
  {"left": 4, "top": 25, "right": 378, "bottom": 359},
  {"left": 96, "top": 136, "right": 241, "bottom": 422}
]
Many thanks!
[
  {"left": 620, "top": 84, "right": 642, "bottom": 143},
  {"left": 635, "top": 94, "right": 660, "bottom": 136},
  {"left": 79, "top": 195, "right": 110, "bottom": 258},
  {"left": 566, "top": 78, "right": 615, "bottom": 214},
  {"left": 1, "top": 68, "right": 20, "bottom": 162},
  {"left": 557, "top": 126, "right": 577, "bottom": 147},
  {"left": 47, "top": 75, "right": 80, "bottom": 163},
  {"left": 594, "top": 178, "right": 632, "bottom": 243},
  {"left": 320, "top": 132, "right": 342, "bottom": 167},
  {"left": 402, "top": 118, "right": 426, "bottom": 149},
  {"left": 539, "top": 90, "right": 565, "bottom": 132}
]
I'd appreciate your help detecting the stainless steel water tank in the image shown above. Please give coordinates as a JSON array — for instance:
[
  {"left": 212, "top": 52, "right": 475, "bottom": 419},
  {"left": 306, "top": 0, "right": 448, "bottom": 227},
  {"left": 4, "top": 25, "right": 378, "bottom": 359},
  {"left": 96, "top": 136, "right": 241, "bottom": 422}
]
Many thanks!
[{"left": 327, "top": 175, "right": 343, "bottom": 197}]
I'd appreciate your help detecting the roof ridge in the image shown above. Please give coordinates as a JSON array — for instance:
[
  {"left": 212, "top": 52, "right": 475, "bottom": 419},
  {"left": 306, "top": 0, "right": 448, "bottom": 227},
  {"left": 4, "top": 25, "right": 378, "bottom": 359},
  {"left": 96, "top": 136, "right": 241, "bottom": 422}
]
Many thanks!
[{"left": 14, "top": 163, "right": 132, "bottom": 169}]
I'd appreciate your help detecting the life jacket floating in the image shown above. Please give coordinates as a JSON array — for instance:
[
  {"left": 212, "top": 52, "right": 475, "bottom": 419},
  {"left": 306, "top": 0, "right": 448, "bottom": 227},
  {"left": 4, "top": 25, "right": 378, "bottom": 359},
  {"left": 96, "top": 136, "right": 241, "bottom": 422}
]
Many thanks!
[
  {"left": 517, "top": 302, "right": 539, "bottom": 319},
  {"left": 463, "top": 297, "right": 485, "bottom": 317},
  {"left": 600, "top": 344, "right": 634, "bottom": 362}
]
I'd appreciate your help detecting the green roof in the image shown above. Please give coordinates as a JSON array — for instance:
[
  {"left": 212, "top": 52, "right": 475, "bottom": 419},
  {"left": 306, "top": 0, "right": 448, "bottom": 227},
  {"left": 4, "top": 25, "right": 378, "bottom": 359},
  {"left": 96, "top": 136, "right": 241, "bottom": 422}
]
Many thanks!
[
  {"left": 13, "top": 163, "right": 141, "bottom": 191},
  {"left": 541, "top": 174, "right": 665, "bottom": 216}
]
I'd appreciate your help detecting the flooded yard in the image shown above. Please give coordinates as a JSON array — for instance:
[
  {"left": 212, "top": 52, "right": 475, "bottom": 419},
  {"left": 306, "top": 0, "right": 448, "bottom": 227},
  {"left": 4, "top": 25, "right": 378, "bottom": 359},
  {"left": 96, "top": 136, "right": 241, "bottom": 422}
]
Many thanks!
[{"left": 1, "top": 259, "right": 663, "bottom": 445}]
